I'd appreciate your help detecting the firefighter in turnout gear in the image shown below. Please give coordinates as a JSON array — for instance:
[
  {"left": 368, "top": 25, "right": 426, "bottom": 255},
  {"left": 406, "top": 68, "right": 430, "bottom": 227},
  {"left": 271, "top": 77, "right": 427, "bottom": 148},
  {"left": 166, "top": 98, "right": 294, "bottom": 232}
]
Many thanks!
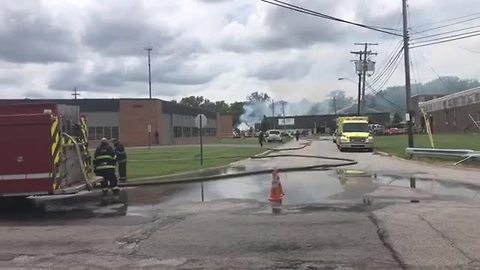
[
  {"left": 94, "top": 138, "right": 119, "bottom": 195},
  {"left": 112, "top": 138, "right": 127, "bottom": 182}
]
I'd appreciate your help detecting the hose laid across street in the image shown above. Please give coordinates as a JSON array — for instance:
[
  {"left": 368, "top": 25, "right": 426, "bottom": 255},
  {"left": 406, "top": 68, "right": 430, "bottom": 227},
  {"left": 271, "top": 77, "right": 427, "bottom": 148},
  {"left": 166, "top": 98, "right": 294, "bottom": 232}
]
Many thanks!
[{"left": 119, "top": 142, "right": 357, "bottom": 187}]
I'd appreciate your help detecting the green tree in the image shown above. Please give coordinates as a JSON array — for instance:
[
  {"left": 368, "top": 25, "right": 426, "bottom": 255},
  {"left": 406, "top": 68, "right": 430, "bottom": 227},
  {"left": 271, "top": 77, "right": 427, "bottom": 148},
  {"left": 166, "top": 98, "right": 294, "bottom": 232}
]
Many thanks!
[
  {"left": 260, "top": 115, "right": 271, "bottom": 131},
  {"left": 227, "top": 101, "right": 245, "bottom": 126},
  {"left": 328, "top": 90, "right": 353, "bottom": 112},
  {"left": 200, "top": 99, "right": 216, "bottom": 111},
  {"left": 180, "top": 96, "right": 204, "bottom": 107},
  {"left": 392, "top": 112, "right": 402, "bottom": 124},
  {"left": 246, "top": 91, "right": 270, "bottom": 104},
  {"left": 215, "top": 101, "right": 230, "bottom": 114}
]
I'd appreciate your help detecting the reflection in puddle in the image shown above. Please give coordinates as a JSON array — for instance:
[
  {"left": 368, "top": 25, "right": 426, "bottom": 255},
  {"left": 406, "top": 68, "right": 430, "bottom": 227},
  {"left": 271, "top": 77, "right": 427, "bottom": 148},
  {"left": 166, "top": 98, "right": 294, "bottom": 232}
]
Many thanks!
[
  {"left": 127, "top": 170, "right": 480, "bottom": 209},
  {"left": 2, "top": 169, "right": 479, "bottom": 221},
  {"left": 372, "top": 175, "right": 480, "bottom": 199},
  {"left": 0, "top": 190, "right": 129, "bottom": 221}
]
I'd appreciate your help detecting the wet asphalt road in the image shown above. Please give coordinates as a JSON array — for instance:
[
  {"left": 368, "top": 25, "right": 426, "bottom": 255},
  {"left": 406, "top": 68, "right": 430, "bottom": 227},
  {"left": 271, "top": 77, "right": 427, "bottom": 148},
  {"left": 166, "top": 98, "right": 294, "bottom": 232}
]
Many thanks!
[{"left": 1, "top": 139, "right": 480, "bottom": 269}]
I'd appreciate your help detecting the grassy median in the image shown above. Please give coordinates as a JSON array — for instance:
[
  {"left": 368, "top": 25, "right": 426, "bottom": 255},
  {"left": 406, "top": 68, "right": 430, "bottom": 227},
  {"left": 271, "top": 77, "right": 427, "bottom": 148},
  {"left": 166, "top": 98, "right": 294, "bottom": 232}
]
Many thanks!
[
  {"left": 374, "top": 134, "right": 480, "bottom": 159},
  {"left": 126, "top": 146, "right": 265, "bottom": 179}
]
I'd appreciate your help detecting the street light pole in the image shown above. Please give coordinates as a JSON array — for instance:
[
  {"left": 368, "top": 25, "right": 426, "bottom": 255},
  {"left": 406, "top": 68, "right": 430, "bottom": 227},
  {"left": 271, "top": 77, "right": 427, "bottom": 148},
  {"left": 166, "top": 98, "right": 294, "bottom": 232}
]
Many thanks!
[{"left": 145, "top": 47, "right": 153, "bottom": 99}]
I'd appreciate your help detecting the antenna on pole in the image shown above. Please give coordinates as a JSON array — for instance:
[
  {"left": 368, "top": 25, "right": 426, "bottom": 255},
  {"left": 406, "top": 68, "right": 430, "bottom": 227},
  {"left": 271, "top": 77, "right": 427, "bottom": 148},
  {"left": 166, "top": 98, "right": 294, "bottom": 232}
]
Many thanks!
[{"left": 72, "top": 87, "right": 80, "bottom": 100}]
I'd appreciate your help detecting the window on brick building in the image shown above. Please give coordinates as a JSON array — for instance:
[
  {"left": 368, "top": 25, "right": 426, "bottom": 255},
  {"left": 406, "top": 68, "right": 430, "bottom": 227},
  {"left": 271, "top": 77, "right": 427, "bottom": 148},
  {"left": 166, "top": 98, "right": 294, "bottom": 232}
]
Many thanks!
[
  {"left": 174, "top": 127, "right": 182, "bottom": 138},
  {"left": 192, "top": 127, "right": 199, "bottom": 137},
  {"left": 183, "top": 127, "right": 191, "bottom": 137},
  {"left": 89, "top": 126, "right": 119, "bottom": 140}
]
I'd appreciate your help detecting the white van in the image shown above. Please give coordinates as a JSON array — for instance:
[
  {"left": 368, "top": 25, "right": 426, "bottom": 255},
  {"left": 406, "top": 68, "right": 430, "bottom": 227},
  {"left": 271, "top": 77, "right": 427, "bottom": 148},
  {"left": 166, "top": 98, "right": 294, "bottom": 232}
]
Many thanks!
[{"left": 266, "top": 129, "right": 282, "bottom": 142}]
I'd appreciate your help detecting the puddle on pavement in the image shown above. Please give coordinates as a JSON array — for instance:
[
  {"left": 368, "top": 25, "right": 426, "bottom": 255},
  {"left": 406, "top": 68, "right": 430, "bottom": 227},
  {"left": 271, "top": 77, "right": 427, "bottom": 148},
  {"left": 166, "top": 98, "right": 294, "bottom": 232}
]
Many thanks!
[
  {"left": 191, "top": 166, "right": 247, "bottom": 177},
  {"left": 127, "top": 171, "right": 347, "bottom": 207},
  {"left": 371, "top": 174, "right": 480, "bottom": 200},
  {"left": 126, "top": 169, "right": 480, "bottom": 211},
  {"left": 1, "top": 168, "right": 479, "bottom": 221}
]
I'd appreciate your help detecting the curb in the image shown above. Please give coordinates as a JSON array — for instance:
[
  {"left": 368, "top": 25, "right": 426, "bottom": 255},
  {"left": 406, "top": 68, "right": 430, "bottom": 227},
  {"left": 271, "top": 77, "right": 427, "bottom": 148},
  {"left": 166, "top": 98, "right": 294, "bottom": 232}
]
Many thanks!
[{"left": 374, "top": 150, "right": 480, "bottom": 172}]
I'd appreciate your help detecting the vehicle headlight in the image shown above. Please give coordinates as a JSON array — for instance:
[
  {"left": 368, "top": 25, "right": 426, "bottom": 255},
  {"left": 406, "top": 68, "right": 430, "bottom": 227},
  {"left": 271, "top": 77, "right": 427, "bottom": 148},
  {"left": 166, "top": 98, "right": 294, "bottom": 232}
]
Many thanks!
[
  {"left": 340, "top": 136, "right": 349, "bottom": 142},
  {"left": 366, "top": 136, "right": 373, "bottom": 142}
]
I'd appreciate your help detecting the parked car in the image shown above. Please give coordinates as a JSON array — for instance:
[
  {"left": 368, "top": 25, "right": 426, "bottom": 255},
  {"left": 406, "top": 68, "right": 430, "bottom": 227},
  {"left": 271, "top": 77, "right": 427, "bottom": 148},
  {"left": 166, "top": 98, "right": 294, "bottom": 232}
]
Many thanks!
[{"left": 266, "top": 129, "right": 283, "bottom": 142}]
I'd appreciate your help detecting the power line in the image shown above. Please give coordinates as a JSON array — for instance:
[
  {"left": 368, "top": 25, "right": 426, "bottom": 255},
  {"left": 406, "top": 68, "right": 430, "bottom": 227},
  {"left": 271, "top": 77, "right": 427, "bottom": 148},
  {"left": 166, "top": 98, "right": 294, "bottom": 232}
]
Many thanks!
[
  {"left": 412, "top": 29, "right": 480, "bottom": 44},
  {"left": 416, "top": 51, "right": 450, "bottom": 91},
  {"left": 411, "top": 24, "right": 480, "bottom": 40},
  {"left": 260, "top": 0, "right": 403, "bottom": 37},
  {"left": 411, "top": 12, "right": 480, "bottom": 29},
  {"left": 412, "top": 15, "right": 480, "bottom": 34},
  {"left": 369, "top": 42, "right": 403, "bottom": 86},
  {"left": 373, "top": 52, "right": 403, "bottom": 91},
  {"left": 365, "top": 82, "right": 405, "bottom": 111},
  {"left": 411, "top": 51, "right": 423, "bottom": 96},
  {"left": 410, "top": 32, "right": 480, "bottom": 48},
  {"left": 369, "top": 46, "right": 403, "bottom": 87}
]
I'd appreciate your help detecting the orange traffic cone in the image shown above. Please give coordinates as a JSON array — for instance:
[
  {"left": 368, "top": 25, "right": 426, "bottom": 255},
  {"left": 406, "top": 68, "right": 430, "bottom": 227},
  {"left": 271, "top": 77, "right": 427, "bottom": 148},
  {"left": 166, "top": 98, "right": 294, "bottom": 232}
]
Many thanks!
[{"left": 268, "top": 168, "right": 284, "bottom": 201}]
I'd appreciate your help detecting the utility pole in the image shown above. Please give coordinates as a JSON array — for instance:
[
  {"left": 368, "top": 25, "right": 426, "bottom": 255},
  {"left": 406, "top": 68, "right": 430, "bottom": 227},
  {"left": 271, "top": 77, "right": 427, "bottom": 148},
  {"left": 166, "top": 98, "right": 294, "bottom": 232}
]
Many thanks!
[
  {"left": 351, "top": 43, "right": 377, "bottom": 115},
  {"left": 350, "top": 50, "right": 363, "bottom": 115},
  {"left": 333, "top": 96, "right": 337, "bottom": 116},
  {"left": 271, "top": 99, "right": 275, "bottom": 129},
  {"left": 402, "top": 0, "right": 414, "bottom": 148},
  {"left": 359, "top": 43, "right": 377, "bottom": 114},
  {"left": 72, "top": 87, "right": 80, "bottom": 100},
  {"left": 280, "top": 101, "right": 286, "bottom": 133},
  {"left": 145, "top": 47, "right": 153, "bottom": 99}
]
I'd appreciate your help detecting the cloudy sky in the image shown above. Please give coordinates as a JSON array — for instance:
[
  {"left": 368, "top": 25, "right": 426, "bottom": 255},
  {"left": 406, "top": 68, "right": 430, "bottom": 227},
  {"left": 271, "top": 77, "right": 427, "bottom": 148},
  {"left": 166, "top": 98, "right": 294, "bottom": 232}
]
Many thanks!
[{"left": 1, "top": 0, "right": 480, "bottom": 103}]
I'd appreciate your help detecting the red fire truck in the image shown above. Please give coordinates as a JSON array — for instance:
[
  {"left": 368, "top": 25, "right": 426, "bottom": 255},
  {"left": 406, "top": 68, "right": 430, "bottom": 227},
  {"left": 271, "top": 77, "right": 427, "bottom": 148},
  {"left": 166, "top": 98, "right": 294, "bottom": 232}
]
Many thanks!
[{"left": 0, "top": 103, "right": 99, "bottom": 197}]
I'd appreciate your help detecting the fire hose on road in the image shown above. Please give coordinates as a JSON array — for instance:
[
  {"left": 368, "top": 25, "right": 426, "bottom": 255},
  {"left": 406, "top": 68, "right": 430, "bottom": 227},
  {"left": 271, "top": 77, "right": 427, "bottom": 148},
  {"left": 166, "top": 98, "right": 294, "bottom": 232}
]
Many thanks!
[{"left": 119, "top": 142, "right": 358, "bottom": 187}]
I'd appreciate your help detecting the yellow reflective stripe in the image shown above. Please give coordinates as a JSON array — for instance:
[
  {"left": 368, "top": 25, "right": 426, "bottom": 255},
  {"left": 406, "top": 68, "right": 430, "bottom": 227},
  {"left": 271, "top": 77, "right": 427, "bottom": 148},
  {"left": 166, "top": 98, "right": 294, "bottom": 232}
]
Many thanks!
[
  {"left": 95, "top": 155, "right": 114, "bottom": 160},
  {"left": 96, "top": 165, "right": 115, "bottom": 170},
  {"left": 50, "top": 117, "right": 61, "bottom": 166},
  {"left": 50, "top": 117, "right": 58, "bottom": 137}
]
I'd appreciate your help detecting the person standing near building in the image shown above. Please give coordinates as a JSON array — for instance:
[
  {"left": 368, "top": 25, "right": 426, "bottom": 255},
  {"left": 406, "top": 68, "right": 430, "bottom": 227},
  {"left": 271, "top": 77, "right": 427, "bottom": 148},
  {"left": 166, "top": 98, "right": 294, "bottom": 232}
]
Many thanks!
[
  {"left": 295, "top": 130, "right": 300, "bottom": 141},
  {"left": 94, "top": 138, "right": 119, "bottom": 195},
  {"left": 112, "top": 138, "right": 127, "bottom": 182}
]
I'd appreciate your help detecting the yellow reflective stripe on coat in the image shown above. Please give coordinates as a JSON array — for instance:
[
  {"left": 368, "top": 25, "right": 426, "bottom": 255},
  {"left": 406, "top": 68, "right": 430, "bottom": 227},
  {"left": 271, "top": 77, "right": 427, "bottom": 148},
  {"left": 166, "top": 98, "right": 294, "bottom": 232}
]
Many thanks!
[
  {"left": 95, "top": 155, "right": 114, "bottom": 160},
  {"left": 95, "top": 165, "right": 115, "bottom": 170}
]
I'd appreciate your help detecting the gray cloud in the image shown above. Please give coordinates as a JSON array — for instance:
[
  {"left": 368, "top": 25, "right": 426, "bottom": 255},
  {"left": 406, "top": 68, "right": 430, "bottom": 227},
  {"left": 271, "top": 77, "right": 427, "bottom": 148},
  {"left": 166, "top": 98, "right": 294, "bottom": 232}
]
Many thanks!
[
  {"left": 221, "top": 1, "right": 351, "bottom": 52},
  {"left": 49, "top": 54, "right": 222, "bottom": 95},
  {"left": 0, "top": 1, "right": 77, "bottom": 63},
  {"left": 248, "top": 57, "right": 313, "bottom": 81},
  {"left": 82, "top": 16, "right": 174, "bottom": 57},
  {"left": 81, "top": 4, "right": 207, "bottom": 59}
]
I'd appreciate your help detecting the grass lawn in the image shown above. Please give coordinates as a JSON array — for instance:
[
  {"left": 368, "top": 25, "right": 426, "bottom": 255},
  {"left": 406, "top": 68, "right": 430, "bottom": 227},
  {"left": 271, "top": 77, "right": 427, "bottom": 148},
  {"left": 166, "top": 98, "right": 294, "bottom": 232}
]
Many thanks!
[
  {"left": 126, "top": 146, "right": 265, "bottom": 179},
  {"left": 215, "top": 137, "right": 293, "bottom": 145},
  {"left": 214, "top": 137, "right": 259, "bottom": 145},
  {"left": 374, "top": 134, "right": 480, "bottom": 159}
]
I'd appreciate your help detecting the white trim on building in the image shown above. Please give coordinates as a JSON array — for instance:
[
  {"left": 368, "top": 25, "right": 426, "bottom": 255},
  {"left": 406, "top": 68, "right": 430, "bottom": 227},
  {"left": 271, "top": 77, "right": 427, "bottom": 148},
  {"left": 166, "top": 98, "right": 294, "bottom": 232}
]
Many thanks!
[{"left": 419, "top": 87, "right": 480, "bottom": 113}]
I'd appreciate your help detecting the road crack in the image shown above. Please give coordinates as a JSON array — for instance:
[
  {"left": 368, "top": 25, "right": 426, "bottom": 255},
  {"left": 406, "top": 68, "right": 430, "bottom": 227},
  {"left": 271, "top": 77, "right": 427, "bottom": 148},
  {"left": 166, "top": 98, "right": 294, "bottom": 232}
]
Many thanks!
[
  {"left": 368, "top": 214, "right": 408, "bottom": 270},
  {"left": 418, "top": 214, "right": 476, "bottom": 264},
  {"left": 117, "top": 215, "right": 185, "bottom": 254}
]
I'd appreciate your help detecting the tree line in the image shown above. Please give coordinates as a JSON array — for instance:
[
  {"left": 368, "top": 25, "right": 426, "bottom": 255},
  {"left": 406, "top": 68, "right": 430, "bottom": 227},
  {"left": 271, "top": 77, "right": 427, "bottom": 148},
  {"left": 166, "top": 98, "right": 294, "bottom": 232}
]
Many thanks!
[
  {"left": 173, "top": 76, "right": 480, "bottom": 126},
  {"left": 171, "top": 91, "right": 271, "bottom": 126}
]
